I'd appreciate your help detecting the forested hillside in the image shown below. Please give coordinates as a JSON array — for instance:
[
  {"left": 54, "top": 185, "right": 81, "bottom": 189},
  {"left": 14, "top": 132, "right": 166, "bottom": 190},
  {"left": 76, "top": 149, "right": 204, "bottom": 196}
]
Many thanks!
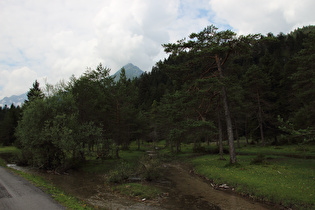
[{"left": 1, "top": 25, "right": 314, "bottom": 169}]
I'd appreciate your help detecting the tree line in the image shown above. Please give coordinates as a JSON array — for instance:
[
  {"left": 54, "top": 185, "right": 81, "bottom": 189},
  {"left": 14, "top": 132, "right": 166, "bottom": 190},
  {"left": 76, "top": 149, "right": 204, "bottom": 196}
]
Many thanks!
[
  {"left": 0, "top": 25, "right": 314, "bottom": 169},
  {"left": 0, "top": 104, "right": 21, "bottom": 146}
]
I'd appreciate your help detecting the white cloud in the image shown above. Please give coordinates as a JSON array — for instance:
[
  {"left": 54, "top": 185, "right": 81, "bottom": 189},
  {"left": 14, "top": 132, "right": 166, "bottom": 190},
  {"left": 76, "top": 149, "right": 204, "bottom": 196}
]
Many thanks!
[
  {"left": 0, "top": 67, "right": 39, "bottom": 99},
  {"left": 93, "top": 0, "right": 179, "bottom": 72},
  {"left": 209, "top": 0, "right": 315, "bottom": 35}
]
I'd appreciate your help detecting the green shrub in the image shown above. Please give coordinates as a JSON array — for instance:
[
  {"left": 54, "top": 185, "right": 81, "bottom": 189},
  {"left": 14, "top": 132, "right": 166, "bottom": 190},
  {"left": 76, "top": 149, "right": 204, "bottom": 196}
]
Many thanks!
[
  {"left": 107, "top": 161, "right": 133, "bottom": 183},
  {"left": 15, "top": 150, "right": 31, "bottom": 166},
  {"left": 137, "top": 156, "right": 161, "bottom": 181}
]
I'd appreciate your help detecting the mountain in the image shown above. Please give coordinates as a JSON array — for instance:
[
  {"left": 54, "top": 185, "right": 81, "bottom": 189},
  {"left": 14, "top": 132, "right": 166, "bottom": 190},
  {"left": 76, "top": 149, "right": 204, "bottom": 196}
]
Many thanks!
[
  {"left": 113, "top": 63, "right": 144, "bottom": 81},
  {"left": 0, "top": 93, "right": 27, "bottom": 107}
]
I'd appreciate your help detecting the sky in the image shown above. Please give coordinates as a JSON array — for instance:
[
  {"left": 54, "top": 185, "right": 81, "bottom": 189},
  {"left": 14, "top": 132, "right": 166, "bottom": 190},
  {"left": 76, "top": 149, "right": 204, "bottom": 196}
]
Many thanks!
[{"left": 0, "top": 0, "right": 314, "bottom": 99}]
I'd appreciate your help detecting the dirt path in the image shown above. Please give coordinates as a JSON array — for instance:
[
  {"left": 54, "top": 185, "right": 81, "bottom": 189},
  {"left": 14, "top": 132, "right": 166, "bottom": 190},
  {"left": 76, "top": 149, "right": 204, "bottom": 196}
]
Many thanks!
[
  {"left": 158, "top": 163, "right": 271, "bottom": 210},
  {"left": 0, "top": 166, "right": 65, "bottom": 210}
]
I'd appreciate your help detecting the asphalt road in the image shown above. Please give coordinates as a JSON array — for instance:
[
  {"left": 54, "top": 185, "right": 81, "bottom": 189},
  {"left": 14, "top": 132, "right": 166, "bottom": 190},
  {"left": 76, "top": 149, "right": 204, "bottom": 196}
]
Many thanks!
[{"left": 0, "top": 166, "right": 65, "bottom": 210}]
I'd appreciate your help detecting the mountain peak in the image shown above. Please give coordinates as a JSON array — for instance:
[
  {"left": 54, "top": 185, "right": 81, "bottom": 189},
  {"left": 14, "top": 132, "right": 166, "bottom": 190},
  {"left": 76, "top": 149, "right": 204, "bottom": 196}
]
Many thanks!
[
  {"left": 113, "top": 63, "right": 144, "bottom": 81},
  {"left": 124, "top": 63, "right": 135, "bottom": 68},
  {"left": 0, "top": 93, "right": 27, "bottom": 107}
]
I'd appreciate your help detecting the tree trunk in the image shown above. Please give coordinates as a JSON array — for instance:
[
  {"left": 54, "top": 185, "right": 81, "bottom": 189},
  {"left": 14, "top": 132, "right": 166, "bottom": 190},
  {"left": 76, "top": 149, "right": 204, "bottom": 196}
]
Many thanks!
[
  {"left": 257, "top": 90, "right": 265, "bottom": 146},
  {"left": 234, "top": 119, "right": 240, "bottom": 148},
  {"left": 215, "top": 55, "right": 237, "bottom": 164},
  {"left": 115, "top": 145, "right": 120, "bottom": 158},
  {"left": 245, "top": 117, "right": 249, "bottom": 145},
  {"left": 115, "top": 100, "right": 120, "bottom": 158},
  {"left": 218, "top": 110, "right": 225, "bottom": 160}
]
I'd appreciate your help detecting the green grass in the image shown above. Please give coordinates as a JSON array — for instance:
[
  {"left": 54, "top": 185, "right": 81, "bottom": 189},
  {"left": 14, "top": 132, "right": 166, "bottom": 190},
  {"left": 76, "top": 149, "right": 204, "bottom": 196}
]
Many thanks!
[
  {"left": 236, "top": 144, "right": 315, "bottom": 158},
  {"left": 113, "top": 183, "right": 162, "bottom": 199},
  {"left": 80, "top": 149, "right": 146, "bottom": 173},
  {"left": 0, "top": 146, "right": 20, "bottom": 154},
  {"left": 119, "top": 150, "right": 146, "bottom": 162},
  {"left": 189, "top": 154, "right": 315, "bottom": 209}
]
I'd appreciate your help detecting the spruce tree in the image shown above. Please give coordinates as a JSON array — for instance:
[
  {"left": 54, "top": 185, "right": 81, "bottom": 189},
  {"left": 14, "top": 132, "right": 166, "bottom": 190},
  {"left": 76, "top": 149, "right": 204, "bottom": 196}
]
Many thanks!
[{"left": 25, "top": 80, "right": 44, "bottom": 104}]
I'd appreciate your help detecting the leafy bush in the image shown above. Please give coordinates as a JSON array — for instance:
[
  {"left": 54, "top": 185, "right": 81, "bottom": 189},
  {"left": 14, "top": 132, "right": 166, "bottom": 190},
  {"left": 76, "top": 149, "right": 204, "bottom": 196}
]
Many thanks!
[
  {"left": 107, "top": 155, "right": 163, "bottom": 183},
  {"left": 107, "top": 161, "right": 133, "bottom": 183},
  {"left": 137, "top": 156, "right": 161, "bottom": 181},
  {"left": 14, "top": 150, "right": 30, "bottom": 166}
]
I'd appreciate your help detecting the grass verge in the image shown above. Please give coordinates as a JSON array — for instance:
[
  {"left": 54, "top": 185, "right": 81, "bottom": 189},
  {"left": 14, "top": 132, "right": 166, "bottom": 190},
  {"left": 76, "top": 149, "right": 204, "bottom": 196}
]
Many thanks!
[{"left": 189, "top": 154, "right": 315, "bottom": 209}]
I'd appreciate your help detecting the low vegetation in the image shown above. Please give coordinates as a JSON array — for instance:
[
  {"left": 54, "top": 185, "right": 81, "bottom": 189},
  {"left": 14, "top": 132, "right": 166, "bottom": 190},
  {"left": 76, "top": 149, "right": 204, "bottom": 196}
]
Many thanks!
[
  {"left": 113, "top": 183, "right": 162, "bottom": 200},
  {"left": 188, "top": 143, "right": 315, "bottom": 209},
  {"left": 237, "top": 143, "right": 315, "bottom": 158},
  {"left": 0, "top": 146, "right": 19, "bottom": 153}
]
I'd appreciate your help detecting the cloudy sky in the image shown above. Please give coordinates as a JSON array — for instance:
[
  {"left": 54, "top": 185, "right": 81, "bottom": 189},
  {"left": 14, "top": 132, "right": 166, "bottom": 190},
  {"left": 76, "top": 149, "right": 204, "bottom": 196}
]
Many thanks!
[{"left": 0, "top": 0, "right": 314, "bottom": 99}]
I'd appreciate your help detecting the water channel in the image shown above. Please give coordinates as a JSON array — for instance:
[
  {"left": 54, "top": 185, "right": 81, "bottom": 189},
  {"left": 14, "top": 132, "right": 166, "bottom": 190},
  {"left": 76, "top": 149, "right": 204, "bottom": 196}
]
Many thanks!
[{"left": 1, "top": 153, "right": 274, "bottom": 209}]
